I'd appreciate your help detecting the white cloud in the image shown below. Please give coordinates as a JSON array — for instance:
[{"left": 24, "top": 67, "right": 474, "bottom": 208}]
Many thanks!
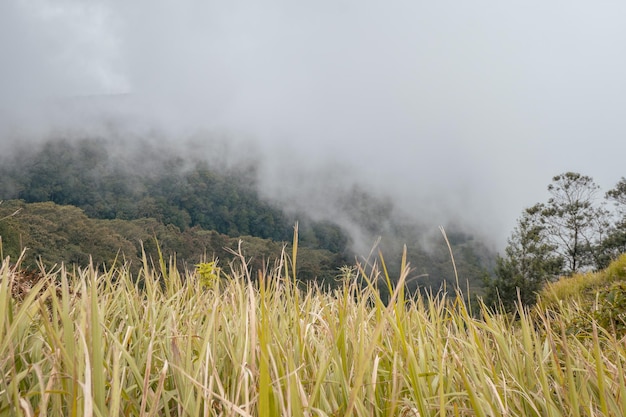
[{"left": 2, "top": 0, "right": 626, "bottom": 248}]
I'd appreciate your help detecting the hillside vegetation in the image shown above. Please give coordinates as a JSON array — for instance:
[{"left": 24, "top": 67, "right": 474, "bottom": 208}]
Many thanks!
[
  {"left": 0, "top": 136, "right": 495, "bottom": 293},
  {"left": 538, "top": 253, "right": 626, "bottom": 336},
  {"left": 484, "top": 172, "right": 626, "bottom": 311},
  {"left": 0, "top": 200, "right": 345, "bottom": 286},
  {"left": 2, "top": 248, "right": 626, "bottom": 416}
]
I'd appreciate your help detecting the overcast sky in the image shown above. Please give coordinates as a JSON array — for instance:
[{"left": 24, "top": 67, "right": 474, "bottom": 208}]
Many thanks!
[{"left": 2, "top": 0, "right": 626, "bottom": 249}]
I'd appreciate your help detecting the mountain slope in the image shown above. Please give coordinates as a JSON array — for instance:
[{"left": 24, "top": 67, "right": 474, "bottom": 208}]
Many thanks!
[{"left": 0, "top": 137, "right": 496, "bottom": 291}]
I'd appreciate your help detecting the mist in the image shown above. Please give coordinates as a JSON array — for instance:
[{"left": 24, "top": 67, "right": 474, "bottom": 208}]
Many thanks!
[{"left": 2, "top": 1, "right": 626, "bottom": 251}]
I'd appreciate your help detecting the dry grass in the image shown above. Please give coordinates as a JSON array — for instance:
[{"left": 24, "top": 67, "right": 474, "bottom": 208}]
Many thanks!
[
  {"left": 2, "top": 245, "right": 626, "bottom": 416},
  {"left": 538, "top": 253, "right": 626, "bottom": 308}
]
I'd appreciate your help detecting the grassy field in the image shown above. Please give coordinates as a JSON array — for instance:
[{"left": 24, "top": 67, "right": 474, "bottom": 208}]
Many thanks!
[{"left": 2, "top": 243, "right": 626, "bottom": 416}]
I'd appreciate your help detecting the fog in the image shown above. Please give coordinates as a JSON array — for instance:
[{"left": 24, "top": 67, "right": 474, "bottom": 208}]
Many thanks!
[{"left": 2, "top": 0, "right": 626, "bottom": 250}]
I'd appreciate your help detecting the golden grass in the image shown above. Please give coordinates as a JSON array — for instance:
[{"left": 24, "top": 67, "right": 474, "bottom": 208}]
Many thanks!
[
  {"left": 539, "top": 253, "right": 626, "bottom": 308},
  {"left": 2, "top": 246, "right": 626, "bottom": 416}
]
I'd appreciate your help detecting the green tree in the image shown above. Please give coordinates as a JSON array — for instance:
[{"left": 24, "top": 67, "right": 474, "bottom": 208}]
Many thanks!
[
  {"left": 606, "top": 177, "right": 626, "bottom": 208},
  {"left": 485, "top": 204, "right": 563, "bottom": 311},
  {"left": 599, "top": 177, "right": 626, "bottom": 267},
  {"left": 540, "top": 172, "right": 607, "bottom": 274}
]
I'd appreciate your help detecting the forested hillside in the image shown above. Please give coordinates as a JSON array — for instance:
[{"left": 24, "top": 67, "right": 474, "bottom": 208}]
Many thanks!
[
  {"left": 0, "top": 137, "right": 495, "bottom": 292},
  {"left": 1, "top": 137, "right": 324, "bottom": 244},
  {"left": 0, "top": 200, "right": 348, "bottom": 285}
]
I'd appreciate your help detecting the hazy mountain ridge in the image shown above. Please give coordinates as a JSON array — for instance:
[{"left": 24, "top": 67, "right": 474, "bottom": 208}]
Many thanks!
[{"left": 0, "top": 136, "right": 496, "bottom": 291}]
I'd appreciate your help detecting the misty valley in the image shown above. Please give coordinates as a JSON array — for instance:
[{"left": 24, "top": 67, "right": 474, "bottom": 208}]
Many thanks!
[
  {"left": 4, "top": 1, "right": 626, "bottom": 414},
  {"left": 0, "top": 136, "right": 495, "bottom": 296},
  {"left": 2, "top": 136, "right": 626, "bottom": 416}
]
